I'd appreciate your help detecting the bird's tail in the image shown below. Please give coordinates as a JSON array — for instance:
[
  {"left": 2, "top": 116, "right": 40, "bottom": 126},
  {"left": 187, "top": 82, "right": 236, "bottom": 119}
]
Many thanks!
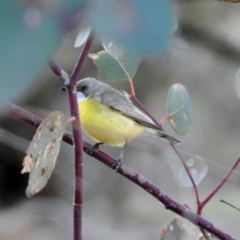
[{"left": 157, "top": 130, "right": 183, "bottom": 145}]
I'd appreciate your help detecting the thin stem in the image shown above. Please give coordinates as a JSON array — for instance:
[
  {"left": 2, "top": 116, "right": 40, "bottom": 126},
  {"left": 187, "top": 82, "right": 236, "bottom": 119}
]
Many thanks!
[
  {"left": 198, "top": 156, "right": 240, "bottom": 215},
  {"left": 220, "top": 200, "right": 240, "bottom": 212},
  {"left": 132, "top": 96, "right": 200, "bottom": 208},
  {"left": 6, "top": 103, "right": 236, "bottom": 240},
  {"left": 48, "top": 58, "right": 63, "bottom": 77},
  {"left": 48, "top": 58, "right": 70, "bottom": 83},
  {"left": 172, "top": 144, "right": 200, "bottom": 206},
  {"left": 129, "top": 79, "right": 136, "bottom": 97}
]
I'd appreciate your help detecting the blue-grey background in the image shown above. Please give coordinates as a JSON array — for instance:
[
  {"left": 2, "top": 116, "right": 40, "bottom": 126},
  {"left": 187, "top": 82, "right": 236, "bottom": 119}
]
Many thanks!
[{"left": 1, "top": 1, "right": 240, "bottom": 239}]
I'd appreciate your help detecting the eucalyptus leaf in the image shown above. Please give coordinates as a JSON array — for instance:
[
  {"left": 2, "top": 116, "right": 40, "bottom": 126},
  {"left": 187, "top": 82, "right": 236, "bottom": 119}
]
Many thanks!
[
  {"left": 91, "top": 0, "right": 172, "bottom": 54},
  {"left": 179, "top": 156, "right": 208, "bottom": 188},
  {"left": 167, "top": 84, "right": 192, "bottom": 135},
  {"left": 0, "top": 1, "right": 59, "bottom": 102},
  {"left": 89, "top": 51, "right": 129, "bottom": 80},
  {"left": 89, "top": 41, "right": 141, "bottom": 81},
  {"left": 74, "top": 24, "right": 91, "bottom": 48},
  {"left": 22, "top": 111, "right": 66, "bottom": 198},
  {"left": 103, "top": 40, "right": 141, "bottom": 80}
]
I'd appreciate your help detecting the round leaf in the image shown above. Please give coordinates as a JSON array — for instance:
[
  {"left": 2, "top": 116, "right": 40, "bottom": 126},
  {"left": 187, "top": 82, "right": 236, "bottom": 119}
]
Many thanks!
[
  {"left": 74, "top": 24, "right": 91, "bottom": 48},
  {"left": 89, "top": 40, "right": 142, "bottom": 81},
  {"left": 167, "top": 84, "right": 192, "bottom": 135},
  {"left": 89, "top": 51, "right": 129, "bottom": 80},
  {"left": 0, "top": 1, "right": 59, "bottom": 102},
  {"left": 103, "top": 40, "right": 142, "bottom": 80},
  {"left": 179, "top": 156, "right": 208, "bottom": 188},
  {"left": 91, "top": 0, "right": 173, "bottom": 54}
]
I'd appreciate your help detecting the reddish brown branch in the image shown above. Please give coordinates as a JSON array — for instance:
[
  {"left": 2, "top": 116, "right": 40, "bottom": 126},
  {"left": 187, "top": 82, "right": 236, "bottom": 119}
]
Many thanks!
[
  {"left": 49, "top": 34, "right": 94, "bottom": 240},
  {"left": 198, "top": 156, "right": 240, "bottom": 215}
]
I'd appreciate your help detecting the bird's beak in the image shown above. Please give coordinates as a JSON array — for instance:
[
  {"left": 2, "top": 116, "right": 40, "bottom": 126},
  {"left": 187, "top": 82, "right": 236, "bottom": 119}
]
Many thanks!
[{"left": 60, "top": 87, "right": 67, "bottom": 91}]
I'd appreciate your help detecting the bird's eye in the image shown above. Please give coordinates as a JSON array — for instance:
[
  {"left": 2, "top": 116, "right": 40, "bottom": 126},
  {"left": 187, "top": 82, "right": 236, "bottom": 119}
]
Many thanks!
[{"left": 80, "top": 85, "right": 87, "bottom": 91}]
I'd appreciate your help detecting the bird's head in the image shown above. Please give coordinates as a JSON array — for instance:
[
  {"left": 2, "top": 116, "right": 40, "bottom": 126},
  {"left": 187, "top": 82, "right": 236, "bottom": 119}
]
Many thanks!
[{"left": 76, "top": 78, "right": 103, "bottom": 102}]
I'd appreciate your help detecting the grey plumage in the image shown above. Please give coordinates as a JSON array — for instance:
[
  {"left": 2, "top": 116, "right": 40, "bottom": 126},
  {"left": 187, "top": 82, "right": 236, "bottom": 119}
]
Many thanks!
[{"left": 76, "top": 78, "right": 182, "bottom": 144}]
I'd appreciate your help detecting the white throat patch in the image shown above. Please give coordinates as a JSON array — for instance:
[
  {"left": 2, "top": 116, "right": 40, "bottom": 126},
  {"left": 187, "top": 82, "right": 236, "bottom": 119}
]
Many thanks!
[{"left": 77, "top": 92, "right": 88, "bottom": 103}]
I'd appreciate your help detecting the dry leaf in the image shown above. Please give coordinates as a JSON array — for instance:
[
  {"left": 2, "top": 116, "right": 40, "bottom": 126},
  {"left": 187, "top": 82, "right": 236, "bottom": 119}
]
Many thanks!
[{"left": 22, "top": 111, "right": 67, "bottom": 198}]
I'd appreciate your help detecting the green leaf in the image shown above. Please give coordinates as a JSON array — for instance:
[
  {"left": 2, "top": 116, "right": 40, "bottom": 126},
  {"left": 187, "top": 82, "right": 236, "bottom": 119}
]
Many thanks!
[
  {"left": 89, "top": 41, "right": 141, "bottom": 81},
  {"left": 22, "top": 112, "right": 66, "bottom": 198},
  {"left": 91, "top": 0, "right": 173, "bottom": 54},
  {"left": 89, "top": 51, "right": 128, "bottom": 80},
  {"left": 0, "top": 1, "right": 59, "bottom": 103},
  {"left": 179, "top": 156, "right": 208, "bottom": 188},
  {"left": 235, "top": 68, "right": 240, "bottom": 98},
  {"left": 103, "top": 40, "right": 142, "bottom": 80},
  {"left": 167, "top": 84, "right": 192, "bottom": 135}
]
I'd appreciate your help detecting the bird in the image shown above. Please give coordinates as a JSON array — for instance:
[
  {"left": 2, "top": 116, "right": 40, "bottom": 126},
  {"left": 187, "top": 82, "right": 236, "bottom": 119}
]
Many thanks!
[{"left": 76, "top": 77, "right": 182, "bottom": 169}]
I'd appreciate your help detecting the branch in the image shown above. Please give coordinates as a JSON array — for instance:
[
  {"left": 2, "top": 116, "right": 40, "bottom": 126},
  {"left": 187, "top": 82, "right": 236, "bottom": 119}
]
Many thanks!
[
  {"left": 48, "top": 58, "right": 69, "bottom": 82},
  {"left": 49, "top": 34, "right": 94, "bottom": 240},
  {"left": 69, "top": 34, "right": 94, "bottom": 240},
  {"left": 6, "top": 102, "right": 236, "bottom": 240}
]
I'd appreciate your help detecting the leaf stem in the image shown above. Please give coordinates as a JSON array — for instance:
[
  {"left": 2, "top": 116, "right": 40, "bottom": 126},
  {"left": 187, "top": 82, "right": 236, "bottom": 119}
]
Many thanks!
[{"left": 129, "top": 79, "right": 136, "bottom": 97}]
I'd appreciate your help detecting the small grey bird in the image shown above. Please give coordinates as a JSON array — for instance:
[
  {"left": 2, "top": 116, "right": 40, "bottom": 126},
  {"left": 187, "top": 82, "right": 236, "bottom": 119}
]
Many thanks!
[{"left": 76, "top": 78, "right": 182, "bottom": 168}]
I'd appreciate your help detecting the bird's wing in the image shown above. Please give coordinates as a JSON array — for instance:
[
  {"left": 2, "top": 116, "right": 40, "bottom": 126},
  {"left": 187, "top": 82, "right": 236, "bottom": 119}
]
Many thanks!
[
  {"left": 99, "top": 87, "right": 183, "bottom": 144},
  {"left": 109, "top": 104, "right": 160, "bottom": 130},
  {"left": 99, "top": 88, "right": 159, "bottom": 130}
]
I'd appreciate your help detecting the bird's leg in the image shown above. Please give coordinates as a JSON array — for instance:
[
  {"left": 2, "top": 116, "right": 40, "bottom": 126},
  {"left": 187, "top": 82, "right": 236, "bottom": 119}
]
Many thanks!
[
  {"left": 112, "top": 143, "right": 127, "bottom": 171},
  {"left": 87, "top": 142, "right": 103, "bottom": 155}
]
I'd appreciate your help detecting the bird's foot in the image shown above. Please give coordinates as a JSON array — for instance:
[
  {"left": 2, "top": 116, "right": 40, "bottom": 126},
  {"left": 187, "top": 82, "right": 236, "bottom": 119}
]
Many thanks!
[
  {"left": 111, "top": 157, "right": 123, "bottom": 171},
  {"left": 87, "top": 142, "right": 103, "bottom": 155},
  {"left": 111, "top": 143, "right": 126, "bottom": 171}
]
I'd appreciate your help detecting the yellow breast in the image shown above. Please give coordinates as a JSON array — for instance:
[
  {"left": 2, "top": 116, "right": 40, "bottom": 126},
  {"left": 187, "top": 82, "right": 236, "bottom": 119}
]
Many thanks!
[{"left": 79, "top": 98, "right": 144, "bottom": 146}]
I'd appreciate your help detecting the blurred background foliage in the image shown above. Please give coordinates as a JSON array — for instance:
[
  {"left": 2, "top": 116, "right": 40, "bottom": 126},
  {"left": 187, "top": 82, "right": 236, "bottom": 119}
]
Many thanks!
[{"left": 1, "top": 0, "right": 240, "bottom": 239}]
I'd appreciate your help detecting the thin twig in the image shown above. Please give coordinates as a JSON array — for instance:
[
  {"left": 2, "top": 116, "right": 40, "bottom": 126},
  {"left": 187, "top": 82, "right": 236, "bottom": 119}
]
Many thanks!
[
  {"left": 6, "top": 102, "right": 236, "bottom": 240},
  {"left": 198, "top": 156, "right": 240, "bottom": 215},
  {"left": 220, "top": 200, "right": 240, "bottom": 212},
  {"left": 48, "top": 58, "right": 69, "bottom": 81}
]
